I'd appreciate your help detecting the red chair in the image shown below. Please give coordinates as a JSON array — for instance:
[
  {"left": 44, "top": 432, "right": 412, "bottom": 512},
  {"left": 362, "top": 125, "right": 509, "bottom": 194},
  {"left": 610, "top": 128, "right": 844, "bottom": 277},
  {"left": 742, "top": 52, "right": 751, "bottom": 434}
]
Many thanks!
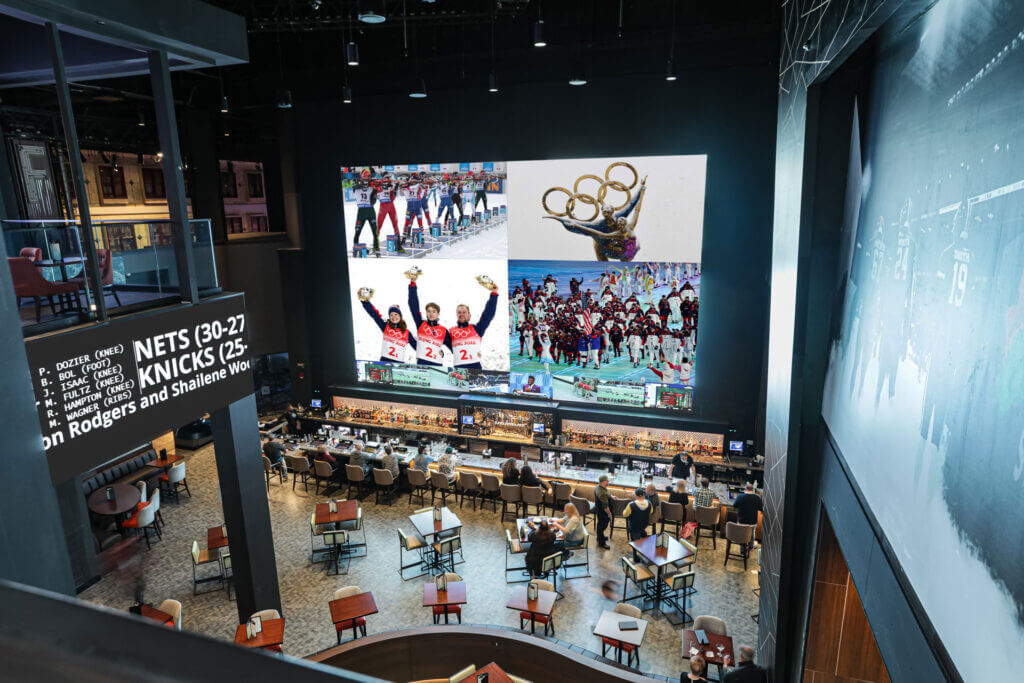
[
  {"left": 334, "top": 617, "right": 367, "bottom": 643},
  {"left": 432, "top": 605, "right": 461, "bottom": 624},
  {"left": 520, "top": 611, "right": 554, "bottom": 636},
  {"left": 9, "top": 257, "right": 82, "bottom": 323},
  {"left": 69, "top": 248, "right": 122, "bottom": 306},
  {"left": 19, "top": 247, "right": 42, "bottom": 261}
]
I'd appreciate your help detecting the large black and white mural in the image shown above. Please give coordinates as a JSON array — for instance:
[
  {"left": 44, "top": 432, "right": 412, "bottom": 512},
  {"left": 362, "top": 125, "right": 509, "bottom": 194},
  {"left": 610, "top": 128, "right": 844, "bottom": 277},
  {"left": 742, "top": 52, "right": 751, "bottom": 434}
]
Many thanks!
[{"left": 821, "top": 0, "right": 1024, "bottom": 677}]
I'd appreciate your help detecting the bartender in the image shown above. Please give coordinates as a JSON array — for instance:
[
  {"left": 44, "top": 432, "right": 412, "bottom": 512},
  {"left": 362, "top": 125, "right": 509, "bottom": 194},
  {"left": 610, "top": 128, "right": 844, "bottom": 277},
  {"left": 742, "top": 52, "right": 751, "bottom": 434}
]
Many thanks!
[{"left": 285, "top": 403, "right": 301, "bottom": 435}]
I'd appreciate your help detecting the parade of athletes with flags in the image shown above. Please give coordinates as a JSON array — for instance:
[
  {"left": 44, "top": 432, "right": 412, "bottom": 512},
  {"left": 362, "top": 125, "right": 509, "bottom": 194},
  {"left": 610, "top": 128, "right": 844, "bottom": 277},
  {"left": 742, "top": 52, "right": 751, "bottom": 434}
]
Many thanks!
[{"left": 510, "top": 261, "right": 699, "bottom": 386}]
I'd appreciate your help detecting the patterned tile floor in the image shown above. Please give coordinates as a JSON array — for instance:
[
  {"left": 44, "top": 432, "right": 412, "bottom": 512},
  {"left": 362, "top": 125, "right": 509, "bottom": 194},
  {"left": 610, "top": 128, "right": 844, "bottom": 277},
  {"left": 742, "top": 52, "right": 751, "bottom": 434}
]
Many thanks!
[{"left": 80, "top": 444, "right": 760, "bottom": 679}]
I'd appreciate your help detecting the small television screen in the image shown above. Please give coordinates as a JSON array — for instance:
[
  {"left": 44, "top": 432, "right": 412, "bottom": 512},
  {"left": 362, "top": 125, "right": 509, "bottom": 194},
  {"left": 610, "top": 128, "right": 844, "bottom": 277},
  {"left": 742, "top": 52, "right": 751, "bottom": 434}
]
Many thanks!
[
  {"left": 310, "top": 398, "right": 322, "bottom": 409},
  {"left": 729, "top": 440, "right": 744, "bottom": 452},
  {"left": 533, "top": 422, "right": 546, "bottom": 434},
  {"left": 461, "top": 415, "right": 475, "bottom": 425}
]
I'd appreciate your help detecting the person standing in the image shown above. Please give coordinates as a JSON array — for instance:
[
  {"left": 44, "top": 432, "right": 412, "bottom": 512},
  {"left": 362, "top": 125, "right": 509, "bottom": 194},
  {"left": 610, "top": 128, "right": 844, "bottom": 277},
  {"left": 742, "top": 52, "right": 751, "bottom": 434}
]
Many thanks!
[
  {"left": 671, "top": 451, "right": 692, "bottom": 480},
  {"left": 622, "top": 488, "right": 651, "bottom": 542},
  {"left": 407, "top": 271, "right": 451, "bottom": 366},
  {"left": 351, "top": 171, "right": 381, "bottom": 254},
  {"left": 594, "top": 475, "right": 612, "bottom": 549},
  {"left": 448, "top": 277, "right": 499, "bottom": 371}
]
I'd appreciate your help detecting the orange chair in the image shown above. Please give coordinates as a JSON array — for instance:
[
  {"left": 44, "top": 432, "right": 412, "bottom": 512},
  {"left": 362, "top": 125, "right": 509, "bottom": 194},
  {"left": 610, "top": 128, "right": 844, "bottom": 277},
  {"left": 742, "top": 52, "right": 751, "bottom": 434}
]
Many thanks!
[{"left": 9, "top": 256, "right": 82, "bottom": 322}]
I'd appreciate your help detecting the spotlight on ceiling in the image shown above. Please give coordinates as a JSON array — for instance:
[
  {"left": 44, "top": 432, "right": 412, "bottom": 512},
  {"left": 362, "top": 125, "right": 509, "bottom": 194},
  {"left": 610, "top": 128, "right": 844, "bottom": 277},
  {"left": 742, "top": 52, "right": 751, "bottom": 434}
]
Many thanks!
[
  {"left": 357, "top": 0, "right": 386, "bottom": 24},
  {"left": 665, "top": 58, "right": 677, "bottom": 81},
  {"left": 568, "top": 66, "right": 587, "bottom": 86},
  {"left": 346, "top": 41, "right": 360, "bottom": 66},
  {"left": 343, "top": 85, "right": 353, "bottom": 104},
  {"left": 155, "top": 151, "right": 163, "bottom": 161},
  {"left": 277, "top": 89, "right": 293, "bottom": 109},
  {"left": 220, "top": 95, "right": 229, "bottom": 113},
  {"left": 309, "top": 0, "right": 322, "bottom": 9},
  {"left": 533, "top": 20, "right": 546, "bottom": 47},
  {"left": 488, "top": 71, "right": 498, "bottom": 93},
  {"left": 409, "top": 78, "right": 427, "bottom": 99},
  {"left": 137, "top": 109, "right": 145, "bottom": 127}
]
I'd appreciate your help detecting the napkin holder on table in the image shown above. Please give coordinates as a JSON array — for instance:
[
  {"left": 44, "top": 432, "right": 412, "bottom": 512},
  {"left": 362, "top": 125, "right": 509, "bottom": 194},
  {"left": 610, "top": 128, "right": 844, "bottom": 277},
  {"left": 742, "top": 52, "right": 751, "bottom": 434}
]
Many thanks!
[
  {"left": 433, "top": 507, "right": 442, "bottom": 521},
  {"left": 329, "top": 500, "right": 337, "bottom": 513},
  {"left": 435, "top": 573, "right": 447, "bottom": 592},
  {"left": 527, "top": 582, "right": 538, "bottom": 601},
  {"left": 656, "top": 533, "right": 667, "bottom": 548}
]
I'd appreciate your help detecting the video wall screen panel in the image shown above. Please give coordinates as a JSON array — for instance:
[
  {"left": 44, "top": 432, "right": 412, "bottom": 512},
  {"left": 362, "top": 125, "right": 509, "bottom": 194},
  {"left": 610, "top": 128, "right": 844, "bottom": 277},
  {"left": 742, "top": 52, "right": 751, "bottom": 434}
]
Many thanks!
[{"left": 342, "top": 155, "right": 706, "bottom": 411}]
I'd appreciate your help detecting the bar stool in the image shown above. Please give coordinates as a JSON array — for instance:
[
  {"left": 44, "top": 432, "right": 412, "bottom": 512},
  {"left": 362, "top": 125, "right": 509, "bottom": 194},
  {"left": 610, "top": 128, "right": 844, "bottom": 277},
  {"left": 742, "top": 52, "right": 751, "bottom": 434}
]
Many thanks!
[
  {"left": 372, "top": 467, "right": 398, "bottom": 505},
  {"left": 285, "top": 455, "right": 311, "bottom": 492},
  {"left": 569, "top": 494, "right": 591, "bottom": 527},
  {"left": 430, "top": 471, "right": 454, "bottom": 506},
  {"left": 345, "top": 464, "right": 367, "bottom": 500},
  {"left": 313, "top": 460, "right": 336, "bottom": 495},
  {"left": 406, "top": 468, "right": 429, "bottom": 506},
  {"left": 500, "top": 483, "right": 522, "bottom": 522},
  {"left": 521, "top": 486, "right": 544, "bottom": 516},
  {"left": 610, "top": 496, "right": 631, "bottom": 539},
  {"left": 724, "top": 522, "right": 755, "bottom": 569},
  {"left": 660, "top": 501, "right": 684, "bottom": 537},
  {"left": 479, "top": 473, "right": 501, "bottom": 512},
  {"left": 456, "top": 471, "right": 481, "bottom": 510},
  {"left": 695, "top": 505, "right": 720, "bottom": 548},
  {"left": 548, "top": 481, "right": 572, "bottom": 514}
]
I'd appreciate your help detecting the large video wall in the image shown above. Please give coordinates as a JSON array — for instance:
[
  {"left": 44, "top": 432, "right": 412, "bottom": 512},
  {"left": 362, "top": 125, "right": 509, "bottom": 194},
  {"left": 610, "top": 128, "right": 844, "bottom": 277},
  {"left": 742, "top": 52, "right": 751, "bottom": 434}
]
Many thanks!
[
  {"left": 343, "top": 155, "right": 706, "bottom": 411},
  {"left": 819, "top": 1, "right": 1024, "bottom": 677}
]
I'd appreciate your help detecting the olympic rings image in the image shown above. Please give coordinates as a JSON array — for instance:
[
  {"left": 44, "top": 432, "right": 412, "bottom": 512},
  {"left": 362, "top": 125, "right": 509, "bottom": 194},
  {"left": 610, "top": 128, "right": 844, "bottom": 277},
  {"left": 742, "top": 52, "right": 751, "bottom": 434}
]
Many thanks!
[{"left": 542, "top": 162, "right": 639, "bottom": 219}]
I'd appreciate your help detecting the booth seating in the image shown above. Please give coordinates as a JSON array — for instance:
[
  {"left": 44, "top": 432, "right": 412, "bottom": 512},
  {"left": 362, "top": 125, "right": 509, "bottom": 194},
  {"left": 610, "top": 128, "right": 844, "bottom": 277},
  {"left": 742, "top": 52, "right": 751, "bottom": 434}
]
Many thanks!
[{"left": 81, "top": 448, "right": 160, "bottom": 497}]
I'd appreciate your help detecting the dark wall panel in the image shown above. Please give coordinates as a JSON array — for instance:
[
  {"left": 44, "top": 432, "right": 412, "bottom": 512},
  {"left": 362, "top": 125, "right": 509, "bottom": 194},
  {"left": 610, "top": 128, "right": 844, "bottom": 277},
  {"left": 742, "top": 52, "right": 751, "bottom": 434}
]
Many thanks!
[
  {"left": 288, "top": 67, "right": 777, "bottom": 445},
  {"left": 219, "top": 238, "right": 290, "bottom": 356}
]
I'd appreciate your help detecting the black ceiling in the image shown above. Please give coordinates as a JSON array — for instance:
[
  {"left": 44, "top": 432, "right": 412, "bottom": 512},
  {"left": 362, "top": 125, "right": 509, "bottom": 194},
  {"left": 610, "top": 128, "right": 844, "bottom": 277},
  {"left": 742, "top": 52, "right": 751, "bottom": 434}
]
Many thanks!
[{"left": 0, "top": 1, "right": 779, "bottom": 157}]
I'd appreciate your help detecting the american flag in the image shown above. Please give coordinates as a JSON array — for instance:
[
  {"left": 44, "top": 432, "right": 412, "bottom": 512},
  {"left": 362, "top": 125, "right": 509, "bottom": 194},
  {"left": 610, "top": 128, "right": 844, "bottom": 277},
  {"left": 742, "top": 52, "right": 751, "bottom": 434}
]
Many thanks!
[{"left": 581, "top": 308, "right": 593, "bottom": 335}]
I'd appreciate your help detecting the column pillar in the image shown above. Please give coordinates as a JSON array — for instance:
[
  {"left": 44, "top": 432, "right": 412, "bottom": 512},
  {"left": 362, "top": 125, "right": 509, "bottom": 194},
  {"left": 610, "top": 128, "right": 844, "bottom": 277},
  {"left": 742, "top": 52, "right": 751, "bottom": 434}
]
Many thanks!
[{"left": 209, "top": 393, "right": 281, "bottom": 621}]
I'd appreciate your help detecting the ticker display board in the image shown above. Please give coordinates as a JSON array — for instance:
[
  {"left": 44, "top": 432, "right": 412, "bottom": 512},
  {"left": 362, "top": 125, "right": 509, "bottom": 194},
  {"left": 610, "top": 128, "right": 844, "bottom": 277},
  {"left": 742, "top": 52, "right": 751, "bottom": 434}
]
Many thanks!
[{"left": 26, "top": 294, "right": 254, "bottom": 482}]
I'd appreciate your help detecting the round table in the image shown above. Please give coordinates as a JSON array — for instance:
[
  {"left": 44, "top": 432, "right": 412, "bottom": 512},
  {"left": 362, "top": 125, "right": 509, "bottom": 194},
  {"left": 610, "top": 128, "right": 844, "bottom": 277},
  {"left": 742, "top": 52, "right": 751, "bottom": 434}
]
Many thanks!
[{"left": 87, "top": 483, "right": 142, "bottom": 518}]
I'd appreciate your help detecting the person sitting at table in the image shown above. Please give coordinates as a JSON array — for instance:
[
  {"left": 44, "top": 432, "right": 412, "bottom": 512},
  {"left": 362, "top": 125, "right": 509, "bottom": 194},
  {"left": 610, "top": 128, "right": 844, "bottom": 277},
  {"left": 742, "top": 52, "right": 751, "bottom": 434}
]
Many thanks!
[
  {"left": 645, "top": 482, "right": 661, "bottom": 534},
  {"left": 262, "top": 436, "right": 287, "bottom": 481},
  {"left": 348, "top": 441, "right": 372, "bottom": 477},
  {"left": 436, "top": 447, "right": 459, "bottom": 483},
  {"left": 667, "top": 479, "right": 689, "bottom": 506},
  {"left": 519, "top": 464, "right": 549, "bottom": 493},
  {"left": 501, "top": 457, "right": 520, "bottom": 485},
  {"left": 381, "top": 444, "right": 401, "bottom": 479},
  {"left": 622, "top": 488, "right": 651, "bottom": 541},
  {"left": 693, "top": 477, "right": 716, "bottom": 509},
  {"left": 721, "top": 646, "right": 767, "bottom": 683},
  {"left": 551, "top": 502, "right": 585, "bottom": 557},
  {"left": 524, "top": 519, "right": 557, "bottom": 578},
  {"left": 411, "top": 447, "right": 432, "bottom": 473},
  {"left": 685, "top": 654, "right": 710, "bottom": 683}
]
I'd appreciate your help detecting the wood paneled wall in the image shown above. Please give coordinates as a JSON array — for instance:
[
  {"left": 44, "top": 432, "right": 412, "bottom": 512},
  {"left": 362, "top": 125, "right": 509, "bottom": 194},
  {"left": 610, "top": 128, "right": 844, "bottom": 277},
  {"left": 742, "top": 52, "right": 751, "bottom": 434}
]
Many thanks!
[{"left": 803, "top": 514, "right": 890, "bottom": 683}]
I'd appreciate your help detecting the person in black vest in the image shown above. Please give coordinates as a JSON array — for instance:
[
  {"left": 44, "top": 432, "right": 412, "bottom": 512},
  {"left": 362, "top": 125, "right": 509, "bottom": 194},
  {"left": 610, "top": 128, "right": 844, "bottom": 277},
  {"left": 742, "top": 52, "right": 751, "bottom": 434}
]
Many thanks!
[
  {"left": 722, "top": 646, "right": 767, "bottom": 683},
  {"left": 622, "top": 488, "right": 651, "bottom": 541}
]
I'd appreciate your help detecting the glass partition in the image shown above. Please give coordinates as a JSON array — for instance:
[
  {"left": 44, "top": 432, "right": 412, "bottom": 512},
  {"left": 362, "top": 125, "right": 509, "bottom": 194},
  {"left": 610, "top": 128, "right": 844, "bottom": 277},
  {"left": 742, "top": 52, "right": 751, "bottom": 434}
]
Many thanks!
[
  {"left": 3, "top": 220, "right": 95, "bottom": 327},
  {"left": 5, "top": 218, "right": 220, "bottom": 330}
]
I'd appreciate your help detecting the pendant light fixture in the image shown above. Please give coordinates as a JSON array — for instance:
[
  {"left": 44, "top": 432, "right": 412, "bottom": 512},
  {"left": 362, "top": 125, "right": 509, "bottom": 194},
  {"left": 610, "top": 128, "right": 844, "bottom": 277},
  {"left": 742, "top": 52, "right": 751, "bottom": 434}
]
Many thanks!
[{"left": 533, "top": 0, "right": 546, "bottom": 47}]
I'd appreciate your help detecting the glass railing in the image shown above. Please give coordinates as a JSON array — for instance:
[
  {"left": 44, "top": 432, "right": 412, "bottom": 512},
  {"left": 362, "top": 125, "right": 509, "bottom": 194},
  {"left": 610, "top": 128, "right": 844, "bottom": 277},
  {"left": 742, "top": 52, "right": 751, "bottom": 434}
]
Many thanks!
[
  {"left": 3, "top": 220, "right": 95, "bottom": 326},
  {"left": 4, "top": 218, "right": 219, "bottom": 330}
]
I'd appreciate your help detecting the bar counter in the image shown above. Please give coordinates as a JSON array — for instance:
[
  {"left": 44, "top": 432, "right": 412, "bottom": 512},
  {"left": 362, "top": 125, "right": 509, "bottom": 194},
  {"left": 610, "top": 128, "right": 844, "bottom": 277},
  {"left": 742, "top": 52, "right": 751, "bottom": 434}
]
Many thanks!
[{"left": 264, "top": 434, "right": 761, "bottom": 537}]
